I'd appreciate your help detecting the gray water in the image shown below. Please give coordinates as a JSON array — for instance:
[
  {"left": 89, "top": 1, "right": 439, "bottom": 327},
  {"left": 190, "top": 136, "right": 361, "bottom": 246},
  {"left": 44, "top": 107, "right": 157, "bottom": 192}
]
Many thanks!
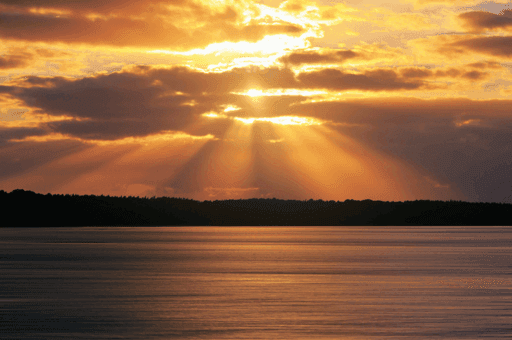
[{"left": 1, "top": 226, "right": 511, "bottom": 339}]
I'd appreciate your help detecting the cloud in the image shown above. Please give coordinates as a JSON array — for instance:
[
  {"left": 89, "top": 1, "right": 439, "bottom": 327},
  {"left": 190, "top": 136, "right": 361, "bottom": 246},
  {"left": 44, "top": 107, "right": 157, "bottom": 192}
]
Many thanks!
[
  {"left": 0, "top": 70, "right": 199, "bottom": 140},
  {"left": 0, "top": 62, "right": 505, "bottom": 146},
  {"left": 279, "top": 49, "right": 360, "bottom": 65},
  {"left": 0, "top": 0, "right": 169, "bottom": 14},
  {"left": 0, "top": 126, "right": 48, "bottom": 144},
  {"left": 0, "top": 46, "right": 65, "bottom": 70},
  {"left": 297, "top": 68, "right": 424, "bottom": 91},
  {"left": 0, "top": 11, "right": 198, "bottom": 48},
  {"left": 0, "top": 64, "right": 437, "bottom": 138},
  {"left": 0, "top": 1, "right": 305, "bottom": 49},
  {"left": 278, "top": 44, "right": 407, "bottom": 67},
  {"left": 458, "top": 10, "right": 512, "bottom": 32},
  {"left": 0, "top": 53, "right": 30, "bottom": 69},
  {"left": 399, "top": 67, "right": 433, "bottom": 78},
  {"left": 411, "top": 33, "right": 512, "bottom": 63},
  {"left": 403, "top": 0, "right": 510, "bottom": 6},
  {"left": 466, "top": 61, "right": 502, "bottom": 69},
  {"left": 399, "top": 66, "right": 489, "bottom": 81},
  {"left": 0, "top": 66, "right": 301, "bottom": 140},
  {"left": 448, "top": 36, "right": 512, "bottom": 58}
]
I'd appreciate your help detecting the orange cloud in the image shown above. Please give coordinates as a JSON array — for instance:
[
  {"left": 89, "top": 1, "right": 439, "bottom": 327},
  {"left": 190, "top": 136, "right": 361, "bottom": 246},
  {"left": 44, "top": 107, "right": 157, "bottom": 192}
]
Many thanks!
[
  {"left": 297, "top": 68, "right": 425, "bottom": 91},
  {"left": 0, "top": 1, "right": 305, "bottom": 50},
  {"left": 0, "top": 53, "right": 30, "bottom": 69},
  {"left": 458, "top": 10, "right": 512, "bottom": 32},
  {"left": 0, "top": 64, "right": 439, "bottom": 137},
  {"left": 0, "top": 0, "right": 169, "bottom": 14},
  {"left": 8, "top": 62, "right": 499, "bottom": 143},
  {"left": 399, "top": 66, "right": 490, "bottom": 82},
  {"left": 449, "top": 36, "right": 512, "bottom": 58},
  {"left": 279, "top": 49, "right": 359, "bottom": 65},
  {"left": 277, "top": 44, "right": 408, "bottom": 68}
]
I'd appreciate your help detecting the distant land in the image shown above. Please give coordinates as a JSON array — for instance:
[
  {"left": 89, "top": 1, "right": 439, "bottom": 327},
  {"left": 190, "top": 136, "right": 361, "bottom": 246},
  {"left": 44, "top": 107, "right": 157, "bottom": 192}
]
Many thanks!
[{"left": 2, "top": 189, "right": 511, "bottom": 226}]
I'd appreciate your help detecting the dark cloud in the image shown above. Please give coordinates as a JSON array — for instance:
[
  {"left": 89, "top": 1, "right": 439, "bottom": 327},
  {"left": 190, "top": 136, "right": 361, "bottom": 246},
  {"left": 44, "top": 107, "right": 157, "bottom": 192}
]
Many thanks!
[
  {"left": 461, "top": 70, "right": 487, "bottom": 80},
  {"left": 0, "top": 47, "right": 73, "bottom": 70},
  {"left": 0, "top": 66, "right": 300, "bottom": 140},
  {"left": 466, "top": 61, "right": 502, "bottom": 69},
  {"left": 297, "top": 68, "right": 424, "bottom": 91},
  {"left": 400, "top": 66, "right": 488, "bottom": 81},
  {"left": 400, "top": 67, "right": 433, "bottom": 78},
  {"left": 1, "top": 73, "right": 199, "bottom": 139},
  {"left": 0, "top": 12, "right": 186, "bottom": 48},
  {"left": 0, "top": 64, "right": 440, "bottom": 141},
  {"left": 0, "top": 3, "right": 304, "bottom": 49},
  {"left": 434, "top": 68, "right": 487, "bottom": 81},
  {"left": 0, "top": 0, "right": 188, "bottom": 15},
  {"left": 0, "top": 64, "right": 487, "bottom": 143},
  {"left": 448, "top": 36, "right": 512, "bottom": 58},
  {"left": 0, "top": 47, "right": 38, "bottom": 69},
  {"left": 279, "top": 49, "right": 360, "bottom": 65},
  {"left": 459, "top": 10, "right": 512, "bottom": 32},
  {"left": 434, "top": 68, "right": 461, "bottom": 78},
  {"left": 0, "top": 54, "right": 30, "bottom": 69},
  {"left": 138, "top": 66, "right": 298, "bottom": 95},
  {"left": 296, "top": 97, "right": 512, "bottom": 126},
  {"left": 0, "top": 126, "right": 48, "bottom": 144}
]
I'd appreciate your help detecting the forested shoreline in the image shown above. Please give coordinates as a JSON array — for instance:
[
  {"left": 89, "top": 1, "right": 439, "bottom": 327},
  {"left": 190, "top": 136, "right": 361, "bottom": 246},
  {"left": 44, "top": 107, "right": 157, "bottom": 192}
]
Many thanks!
[{"left": 2, "top": 189, "right": 511, "bottom": 226}]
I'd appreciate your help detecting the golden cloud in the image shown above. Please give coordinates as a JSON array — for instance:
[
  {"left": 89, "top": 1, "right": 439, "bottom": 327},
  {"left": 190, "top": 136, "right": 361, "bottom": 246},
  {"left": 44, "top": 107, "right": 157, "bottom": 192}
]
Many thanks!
[{"left": 458, "top": 10, "right": 512, "bottom": 32}]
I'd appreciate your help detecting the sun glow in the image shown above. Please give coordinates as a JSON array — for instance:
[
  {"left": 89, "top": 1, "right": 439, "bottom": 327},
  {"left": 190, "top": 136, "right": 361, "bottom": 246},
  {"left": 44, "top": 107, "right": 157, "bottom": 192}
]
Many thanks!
[
  {"left": 238, "top": 88, "right": 327, "bottom": 97},
  {"left": 202, "top": 112, "right": 224, "bottom": 118},
  {"left": 234, "top": 116, "right": 323, "bottom": 126},
  {"left": 202, "top": 111, "right": 324, "bottom": 126},
  {"left": 148, "top": 33, "right": 312, "bottom": 56}
]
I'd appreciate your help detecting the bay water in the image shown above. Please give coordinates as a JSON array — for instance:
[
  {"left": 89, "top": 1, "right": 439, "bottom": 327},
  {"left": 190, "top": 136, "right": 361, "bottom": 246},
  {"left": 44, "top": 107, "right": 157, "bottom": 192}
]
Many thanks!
[{"left": 1, "top": 226, "right": 511, "bottom": 339}]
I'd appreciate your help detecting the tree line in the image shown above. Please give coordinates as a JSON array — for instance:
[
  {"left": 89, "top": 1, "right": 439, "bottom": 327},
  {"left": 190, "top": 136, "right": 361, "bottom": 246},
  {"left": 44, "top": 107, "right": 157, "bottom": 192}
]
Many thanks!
[{"left": 1, "top": 189, "right": 511, "bottom": 226}]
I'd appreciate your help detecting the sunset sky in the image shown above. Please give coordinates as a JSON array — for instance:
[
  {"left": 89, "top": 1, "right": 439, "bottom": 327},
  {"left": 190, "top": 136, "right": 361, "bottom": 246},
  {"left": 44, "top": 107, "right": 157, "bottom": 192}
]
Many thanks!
[{"left": 1, "top": 0, "right": 511, "bottom": 202}]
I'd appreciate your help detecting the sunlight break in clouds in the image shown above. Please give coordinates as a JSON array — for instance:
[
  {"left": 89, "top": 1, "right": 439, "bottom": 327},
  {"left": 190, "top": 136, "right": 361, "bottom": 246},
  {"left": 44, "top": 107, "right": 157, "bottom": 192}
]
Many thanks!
[
  {"left": 1, "top": 0, "right": 512, "bottom": 202},
  {"left": 233, "top": 116, "right": 322, "bottom": 126}
]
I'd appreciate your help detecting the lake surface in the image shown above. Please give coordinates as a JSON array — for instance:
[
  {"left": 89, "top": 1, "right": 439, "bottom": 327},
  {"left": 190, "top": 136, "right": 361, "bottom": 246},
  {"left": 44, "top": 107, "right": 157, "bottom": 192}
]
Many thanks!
[{"left": 1, "top": 226, "right": 511, "bottom": 339}]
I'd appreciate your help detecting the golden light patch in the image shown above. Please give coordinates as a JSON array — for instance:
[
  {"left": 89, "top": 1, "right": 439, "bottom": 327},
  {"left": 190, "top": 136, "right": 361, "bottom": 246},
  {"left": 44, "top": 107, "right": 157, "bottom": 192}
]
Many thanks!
[
  {"left": 28, "top": 7, "right": 72, "bottom": 17},
  {"left": 454, "top": 118, "right": 481, "bottom": 127},
  {"left": 9, "top": 131, "right": 217, "bottom": 146},
  {"left": 234, "top": 116, "right": 323, "bottom": 126},
  {"left": 202, "top": 110, "right": 324, "bottom": 126},
  {"left": 148, "top": 33, "right": 312, "bottom": 56},
  {"left": 202, "top": 112, "right": 225, "bottom": 118},
  {"left": 223, "top": 105, "right": 242, "bottom": 112},
  {"left": 237, "top": 88, "right": 327, "bottom": 97}
]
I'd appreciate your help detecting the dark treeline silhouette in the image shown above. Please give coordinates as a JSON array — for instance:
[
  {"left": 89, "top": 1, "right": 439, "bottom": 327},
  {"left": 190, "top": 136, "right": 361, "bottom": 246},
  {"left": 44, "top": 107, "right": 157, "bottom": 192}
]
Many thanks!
[{"left": 2, "top": 189, "right": 511, "bottom": 226}]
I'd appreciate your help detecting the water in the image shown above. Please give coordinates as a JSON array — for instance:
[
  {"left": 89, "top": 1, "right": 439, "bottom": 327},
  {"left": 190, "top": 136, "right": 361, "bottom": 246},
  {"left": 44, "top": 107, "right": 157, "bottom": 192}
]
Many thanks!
[{"left": 1, "top": 226, "right": 511, "bottom": 339}]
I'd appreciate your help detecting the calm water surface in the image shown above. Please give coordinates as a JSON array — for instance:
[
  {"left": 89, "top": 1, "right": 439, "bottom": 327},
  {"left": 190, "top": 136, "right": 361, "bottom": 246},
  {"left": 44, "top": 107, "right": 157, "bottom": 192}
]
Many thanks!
[{"left": 1, "top": 226, "right": 511, "bottom": 339}]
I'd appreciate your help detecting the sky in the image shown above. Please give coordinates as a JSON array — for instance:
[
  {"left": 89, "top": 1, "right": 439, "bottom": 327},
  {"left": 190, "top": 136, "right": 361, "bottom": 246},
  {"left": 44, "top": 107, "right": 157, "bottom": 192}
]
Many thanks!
[{"left": 0, "top": 0, "right": 511, "bottom": 202}]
